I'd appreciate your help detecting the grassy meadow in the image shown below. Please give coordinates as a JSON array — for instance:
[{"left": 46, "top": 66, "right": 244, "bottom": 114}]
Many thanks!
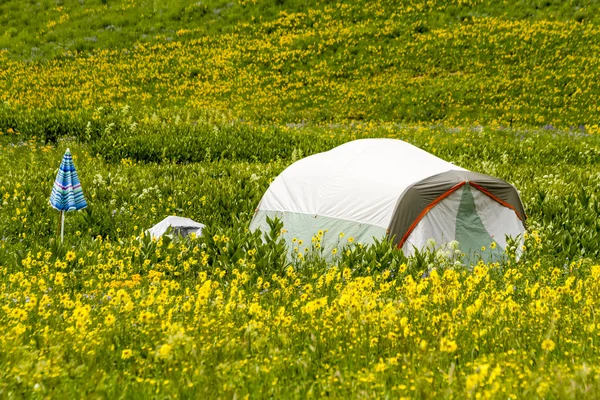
[{"left": 2, "top": 0, "right": 600, "bottom": 398}]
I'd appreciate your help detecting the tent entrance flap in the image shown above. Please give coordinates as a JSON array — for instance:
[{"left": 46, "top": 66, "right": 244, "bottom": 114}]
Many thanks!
[
  {"left": 388, "top": 170, "right": 526, "bottom": 249},
  {"left": 395, "top": 182, "right": 523, "bottom": 260},
  {"left": 396, "top": 181, "right": 466, "bottom": 248}
]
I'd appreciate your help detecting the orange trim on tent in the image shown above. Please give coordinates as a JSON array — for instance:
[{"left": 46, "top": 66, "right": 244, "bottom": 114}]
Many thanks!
[
  {"left": 398, "top": 181, "right": 466, "bottom": 249},
  {"left": 469, "top": 182, "right": 526, "bottom": 221},
  {"left": 397, "top": 180, "right": 526, "bottom": 249}
]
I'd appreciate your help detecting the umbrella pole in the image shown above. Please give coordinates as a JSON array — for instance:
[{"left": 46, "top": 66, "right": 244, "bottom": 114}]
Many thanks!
[{"left": 60, "top": 211, "right": 65, "bottom": 244}]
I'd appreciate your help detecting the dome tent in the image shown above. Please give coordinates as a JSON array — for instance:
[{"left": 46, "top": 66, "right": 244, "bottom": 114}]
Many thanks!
[{"left": 249, "top": 139, "right": 526, "bottom": 261}]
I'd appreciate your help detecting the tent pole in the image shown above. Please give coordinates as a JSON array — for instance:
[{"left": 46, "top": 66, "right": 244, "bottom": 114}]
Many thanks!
[{"left": 60, "top": 211, "right": 65, "bottom": 244}]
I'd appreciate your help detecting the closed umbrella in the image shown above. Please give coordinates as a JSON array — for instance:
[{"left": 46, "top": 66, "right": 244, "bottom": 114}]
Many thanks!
[{"left": 50, "top": 148, "right": 87, "bottom": 243}]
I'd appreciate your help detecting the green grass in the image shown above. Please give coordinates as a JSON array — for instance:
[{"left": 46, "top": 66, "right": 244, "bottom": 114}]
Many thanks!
[
  {"left": 0, "top": 0, "right": 227, "bottom": 59},
  {"left": 1, "top": 0, "right": 600, "bottom": 126},
  {"left": 2, "top": 114, "right": 600, "bottom": 262},
  {"left": 1, "top": 0, "right": 598, "bottom": 61}
]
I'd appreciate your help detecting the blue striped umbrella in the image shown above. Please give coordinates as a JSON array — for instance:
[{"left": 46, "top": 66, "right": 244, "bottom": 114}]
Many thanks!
[{"left": 50, "top": 148, "right": 87, "bottom": 242}]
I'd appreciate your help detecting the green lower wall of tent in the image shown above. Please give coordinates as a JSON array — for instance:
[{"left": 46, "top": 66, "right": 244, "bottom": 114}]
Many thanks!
[
  {"left": 455, "top": 184, "right": 505, "bottom": 263},
  {"left": 249, "top": 210, "right": 387, "bottom": 258}
]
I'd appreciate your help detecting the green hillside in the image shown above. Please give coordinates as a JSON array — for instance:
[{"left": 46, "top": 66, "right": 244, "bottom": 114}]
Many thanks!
[
  {"left": 1, "top": 0, "right": 600, "bottom": 127},
  {"left": 1, "top": 0, "right": 597, "bottom": 60}
]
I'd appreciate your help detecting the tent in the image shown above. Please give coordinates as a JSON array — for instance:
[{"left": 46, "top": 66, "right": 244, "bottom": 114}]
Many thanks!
[
  {"left": 249, "top": 139, "right": 526, "bottom": 261},
  {"left": 146, "top": 216, "right": 205, "bottom": 240}
]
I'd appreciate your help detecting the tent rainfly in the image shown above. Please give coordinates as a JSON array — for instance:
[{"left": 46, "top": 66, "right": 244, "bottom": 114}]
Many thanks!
[
  {"left": 249, "top": 139, "right": 526, "bottom": 261},
  {"left": 146, "top": 216, "right": 205, "bottom": 240}
]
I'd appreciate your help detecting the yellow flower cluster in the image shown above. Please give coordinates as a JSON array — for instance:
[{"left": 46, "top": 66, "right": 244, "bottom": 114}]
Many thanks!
[{"left": 1, "top": 233, "right": 600, "bottom": 396}]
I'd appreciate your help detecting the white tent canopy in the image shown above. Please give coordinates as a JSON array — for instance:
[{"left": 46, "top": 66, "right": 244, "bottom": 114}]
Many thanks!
[
  {"left": 146, "top": 216, "right": 205, "bottom": 240},
  {"left": 250, "top": 138, "right": 526, "bottom": 261}
]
